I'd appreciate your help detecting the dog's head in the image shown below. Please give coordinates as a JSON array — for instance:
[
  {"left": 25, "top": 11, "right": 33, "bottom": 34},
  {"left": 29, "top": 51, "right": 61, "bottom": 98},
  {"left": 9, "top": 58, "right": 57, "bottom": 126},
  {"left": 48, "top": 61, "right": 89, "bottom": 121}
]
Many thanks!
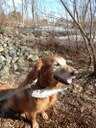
[{"left": 35, "top": 56, "right": 78, "bottom": 88}]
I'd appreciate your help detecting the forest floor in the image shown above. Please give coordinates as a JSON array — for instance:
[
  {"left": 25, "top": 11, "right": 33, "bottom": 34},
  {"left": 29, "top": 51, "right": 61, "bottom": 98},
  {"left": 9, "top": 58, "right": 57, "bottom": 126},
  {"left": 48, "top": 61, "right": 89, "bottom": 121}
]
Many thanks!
[{"left": 0, "top": 38, "right": 96, "bottom": 128}]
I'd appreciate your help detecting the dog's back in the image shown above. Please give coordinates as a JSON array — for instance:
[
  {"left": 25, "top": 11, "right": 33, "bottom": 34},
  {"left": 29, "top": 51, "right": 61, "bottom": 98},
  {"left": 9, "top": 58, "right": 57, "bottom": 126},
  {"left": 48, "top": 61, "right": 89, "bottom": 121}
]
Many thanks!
[{"left": 0, "top": 55, "right": 78, "bottom": 128}]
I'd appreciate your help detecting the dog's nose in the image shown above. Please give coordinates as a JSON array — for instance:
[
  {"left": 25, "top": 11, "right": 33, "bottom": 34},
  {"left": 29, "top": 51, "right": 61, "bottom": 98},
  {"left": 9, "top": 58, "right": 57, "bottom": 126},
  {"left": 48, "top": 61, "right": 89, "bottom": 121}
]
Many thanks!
[
  {"left": 70, "top": 70, "right": 78, "bottom": 76},
  {"left": 70, "top": 71, "right": 75, "bottom": 76},
  {"left": 75, "top": 69, "right": 79, "bottom": 75}
]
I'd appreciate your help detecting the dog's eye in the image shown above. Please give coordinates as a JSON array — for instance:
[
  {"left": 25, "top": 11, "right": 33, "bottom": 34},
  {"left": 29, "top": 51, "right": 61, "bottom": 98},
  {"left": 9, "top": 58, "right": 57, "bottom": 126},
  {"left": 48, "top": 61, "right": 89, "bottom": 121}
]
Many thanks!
[
  {"left": 53, "top": 62, "right": 60, "bottom": 66},
  {"left": 66, "top": 60, "right": 73, "bottom": 65}
]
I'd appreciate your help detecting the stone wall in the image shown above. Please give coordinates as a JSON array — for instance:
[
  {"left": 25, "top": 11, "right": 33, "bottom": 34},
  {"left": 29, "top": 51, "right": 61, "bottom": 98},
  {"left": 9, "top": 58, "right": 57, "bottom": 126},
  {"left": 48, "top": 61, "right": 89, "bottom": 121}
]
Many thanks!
[{"left": 0, "top": 34, "right": 39, "bottom": 79}]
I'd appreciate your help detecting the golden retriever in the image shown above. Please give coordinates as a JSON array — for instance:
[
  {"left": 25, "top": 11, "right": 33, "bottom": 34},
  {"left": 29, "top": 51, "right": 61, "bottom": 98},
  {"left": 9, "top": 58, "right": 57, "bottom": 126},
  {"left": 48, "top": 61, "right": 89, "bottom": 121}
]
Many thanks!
[{"left": 1, "top": 55, "right": 78, "bottom": 128}]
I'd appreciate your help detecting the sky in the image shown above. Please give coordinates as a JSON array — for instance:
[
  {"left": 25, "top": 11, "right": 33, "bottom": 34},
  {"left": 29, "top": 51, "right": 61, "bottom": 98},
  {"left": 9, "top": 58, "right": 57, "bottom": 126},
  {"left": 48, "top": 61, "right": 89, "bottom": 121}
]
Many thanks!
[{"left": 2, "top": 0, "right": 73, "bottom": 20}]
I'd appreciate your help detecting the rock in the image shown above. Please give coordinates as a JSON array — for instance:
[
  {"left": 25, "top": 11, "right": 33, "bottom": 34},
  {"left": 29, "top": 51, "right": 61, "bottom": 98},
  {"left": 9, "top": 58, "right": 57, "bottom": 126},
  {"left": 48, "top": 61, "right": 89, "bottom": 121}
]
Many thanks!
[
  {"left": 3, "top": 66, "right": 10, "bottom": 73},
  {"left": 11, "top": 57, "right": 18, "bottom": 64},
  {"left": 9, "top": 49, "right": 16, "bottom": 57},
  {"left": 6, "top": 56, "right": 12, "bottom": 65},
  {"left": 18, "top": 57, "right": 25, "bottom": 66},
  {"left": 33, "top": 55, "right": 39, "bottom": 61},
  {"left": 3, "top": 43, "right": 7, "bottom": 48},
  {"left": 8, "top": 45, "right": 13, "bottom": 49},
  {"left": 27, "top": 55, "right": 33, "bottom": 61},
  {"left": 0, "top": 64, "right": 2, "bottom": 69},
  {"left": 0, "top": 66, "right": 10, "bottom": 77},
  {"left": 13, "top": 64, "right": 18, "bottom": 71},
  {"left": 0, "top": 47, "right": 4, "bottom": 52},
  {"left": 17, "top": 52, "right": 20, "bottom": 56},
  {"left": 27, "top": 55, "right": 39, "bottom": 61},
  {"left": 24, "top": 52, "right": 29, "bottom": 58},
  {"left": 4, "top": 49, "right": 9, "bottom": 55},
  {"left": 0, "top": 55, "right": 6, "bottom": 63},
  {"left": 0, "top": 40, "right": 4, "bottom": 45},
  {"left": 0, "top": 34, "right": 3, "bottom": 39},
  {"left": 15, "top": 47, "right": 21, "bottom": 56},
  {"left": 3, "top": 36, "right": 9, "bottom": 42},
  {"left": 0, "top": 34, "right": 39, "bottom": 77}
]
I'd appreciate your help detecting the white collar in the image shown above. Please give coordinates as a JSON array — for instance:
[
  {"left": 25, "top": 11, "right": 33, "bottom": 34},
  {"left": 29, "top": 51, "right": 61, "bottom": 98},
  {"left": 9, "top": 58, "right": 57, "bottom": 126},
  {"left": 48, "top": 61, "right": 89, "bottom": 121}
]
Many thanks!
[{"left": 30, "top": 87, "right": 68, "bottom": 98}]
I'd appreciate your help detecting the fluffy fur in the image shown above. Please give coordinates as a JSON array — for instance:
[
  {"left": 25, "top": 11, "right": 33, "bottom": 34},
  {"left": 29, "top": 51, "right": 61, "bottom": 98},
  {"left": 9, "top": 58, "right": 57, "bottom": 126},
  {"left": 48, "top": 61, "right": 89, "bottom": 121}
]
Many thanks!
[{"left": 0, "top": 55, "right": 78, "bottom": 128}]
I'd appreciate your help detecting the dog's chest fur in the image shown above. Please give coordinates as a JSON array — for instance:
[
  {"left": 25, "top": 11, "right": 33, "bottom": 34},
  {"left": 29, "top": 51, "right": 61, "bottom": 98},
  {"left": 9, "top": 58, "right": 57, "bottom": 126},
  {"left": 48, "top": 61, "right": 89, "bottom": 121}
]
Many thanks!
[
  {"left": 31, "top": 94, "right": 57, "bottom": 112},
  {"left": 7, "top": 92, "right": 57, "bottom": 113}
]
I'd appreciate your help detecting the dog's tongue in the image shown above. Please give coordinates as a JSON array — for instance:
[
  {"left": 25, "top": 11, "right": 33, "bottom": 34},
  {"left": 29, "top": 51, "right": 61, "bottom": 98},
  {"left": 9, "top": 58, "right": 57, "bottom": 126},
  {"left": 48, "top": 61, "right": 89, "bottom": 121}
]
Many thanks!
[{"left": 66, "top": 78, "right": 72, "bottom": 84}]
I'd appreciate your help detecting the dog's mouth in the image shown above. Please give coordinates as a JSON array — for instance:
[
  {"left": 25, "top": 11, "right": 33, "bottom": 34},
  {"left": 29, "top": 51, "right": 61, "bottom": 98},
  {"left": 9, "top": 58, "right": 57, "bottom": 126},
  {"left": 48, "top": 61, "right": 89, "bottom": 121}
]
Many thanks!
[{"left": 54, "top": 75, "right": 75, "bottom": 85}]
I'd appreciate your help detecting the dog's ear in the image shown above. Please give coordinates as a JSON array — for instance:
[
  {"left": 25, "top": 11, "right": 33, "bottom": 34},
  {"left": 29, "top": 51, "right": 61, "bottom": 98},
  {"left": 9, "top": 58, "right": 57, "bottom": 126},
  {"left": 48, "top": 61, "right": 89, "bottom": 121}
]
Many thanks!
[
  {"left": 34, "top": 59, "right": 43, "bottom": 72},
  {"left": 25, "top": 59, "right": 43, "bottom": 84},
  {"left": 34, "top": 59, "right": 44, "bottom": 83}
]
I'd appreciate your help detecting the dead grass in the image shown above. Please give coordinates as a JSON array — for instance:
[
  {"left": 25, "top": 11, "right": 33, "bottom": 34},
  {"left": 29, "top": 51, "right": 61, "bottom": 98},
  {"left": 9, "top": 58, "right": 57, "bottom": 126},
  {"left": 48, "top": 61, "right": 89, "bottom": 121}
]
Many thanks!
[{"left": 0, "top": 40, "right": 96, "bottom": 128}]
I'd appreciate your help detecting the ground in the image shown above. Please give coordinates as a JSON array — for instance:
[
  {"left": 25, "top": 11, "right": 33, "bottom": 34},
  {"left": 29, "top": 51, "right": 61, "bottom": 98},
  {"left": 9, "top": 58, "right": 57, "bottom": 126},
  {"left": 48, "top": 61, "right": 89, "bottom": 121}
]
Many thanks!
[{"left": 0, "top": 39, "right": 96, "bottom": 128}]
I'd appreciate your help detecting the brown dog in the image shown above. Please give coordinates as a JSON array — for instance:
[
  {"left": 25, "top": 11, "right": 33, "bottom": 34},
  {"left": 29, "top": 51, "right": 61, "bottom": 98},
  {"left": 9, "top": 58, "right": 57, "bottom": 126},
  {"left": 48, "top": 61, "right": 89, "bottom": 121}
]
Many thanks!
[{"left": 1, "top": 55, "right": 78, "bottom": 128}]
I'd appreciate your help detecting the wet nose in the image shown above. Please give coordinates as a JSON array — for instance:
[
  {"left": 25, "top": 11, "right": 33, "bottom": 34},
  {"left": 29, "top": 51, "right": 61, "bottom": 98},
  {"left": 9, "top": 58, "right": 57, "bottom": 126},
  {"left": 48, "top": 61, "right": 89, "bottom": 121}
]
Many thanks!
[
  {"left": 70, "top": 70, "right": 78, "bottom": 76},
  {"left": 70, "top": 71, "right": 75, "bottom": 76},
  {"left": 75, "top": 69, "right": 79, "bottom": 74}
]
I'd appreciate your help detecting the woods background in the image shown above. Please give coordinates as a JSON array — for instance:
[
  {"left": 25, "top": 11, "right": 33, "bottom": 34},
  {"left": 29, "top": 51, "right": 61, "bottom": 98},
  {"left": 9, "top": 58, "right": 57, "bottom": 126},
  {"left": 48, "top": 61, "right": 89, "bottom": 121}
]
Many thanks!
[{"left": 0, "top": 0, "right": 96, "bottom": 128}]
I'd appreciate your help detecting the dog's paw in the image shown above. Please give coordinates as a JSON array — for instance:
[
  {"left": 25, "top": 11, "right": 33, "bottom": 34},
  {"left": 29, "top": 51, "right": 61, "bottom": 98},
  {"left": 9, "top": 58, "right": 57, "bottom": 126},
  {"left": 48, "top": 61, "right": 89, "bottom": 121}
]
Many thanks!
[
  {"left": 41, "top": 112, "right": 48, "bottom": 120},
  {"left": 21, "top": 113, "right": 26, "bottom": 118},
  {"left": 32, "top": 122, "right": 39, "bottom": 128}
]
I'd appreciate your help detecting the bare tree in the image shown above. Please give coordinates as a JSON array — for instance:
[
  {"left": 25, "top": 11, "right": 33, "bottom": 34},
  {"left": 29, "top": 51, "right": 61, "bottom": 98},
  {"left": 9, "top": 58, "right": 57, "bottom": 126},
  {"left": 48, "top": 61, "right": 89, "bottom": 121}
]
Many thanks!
[
  {"left": 60, "top": 0, "right": 96, "bottom": 73},
  {"left": 31, "top": 0, "right": 35, "bottom": 26},
  {"left": 12, "top": 0, "right": 17, "bottom": 20},
  {"left": 21, "top": 0, "right": 24, "bottom": 23},
  {"left": 0, "top": 6, "right": 5, "bottom": 26},
  {"left": 24, "top": 0, "right": 28, "bottom": 21}
]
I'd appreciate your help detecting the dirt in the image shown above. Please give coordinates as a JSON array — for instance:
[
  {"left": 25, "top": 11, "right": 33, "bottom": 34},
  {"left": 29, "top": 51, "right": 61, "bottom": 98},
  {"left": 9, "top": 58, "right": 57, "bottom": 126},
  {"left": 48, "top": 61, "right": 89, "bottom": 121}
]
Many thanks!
[{"left": 0, "top": 40, "right": 96, "bottom": 128}]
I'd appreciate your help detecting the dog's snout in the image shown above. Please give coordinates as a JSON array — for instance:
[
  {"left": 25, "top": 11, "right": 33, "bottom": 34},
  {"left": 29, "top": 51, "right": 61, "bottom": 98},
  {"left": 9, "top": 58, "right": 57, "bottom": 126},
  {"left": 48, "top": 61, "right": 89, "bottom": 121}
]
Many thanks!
[
  {"left": 70, "top": 71, "right": 75, "bottom": 76},
  {"left": 70, "top": 70, "right": 78, "bottom": 76},
  {"left": 74, "top": 69, "right": 78, "bottom": 75}
]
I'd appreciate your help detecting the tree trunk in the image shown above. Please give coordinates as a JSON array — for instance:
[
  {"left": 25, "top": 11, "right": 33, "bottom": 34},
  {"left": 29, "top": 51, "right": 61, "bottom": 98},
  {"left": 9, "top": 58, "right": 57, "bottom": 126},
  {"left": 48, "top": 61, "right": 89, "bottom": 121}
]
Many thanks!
[
  {"left": 12, "top": 0, "right": 17, "bottom": 20},
  {"left": 60, "top": 0, "right": 96, "bottom": 73}
]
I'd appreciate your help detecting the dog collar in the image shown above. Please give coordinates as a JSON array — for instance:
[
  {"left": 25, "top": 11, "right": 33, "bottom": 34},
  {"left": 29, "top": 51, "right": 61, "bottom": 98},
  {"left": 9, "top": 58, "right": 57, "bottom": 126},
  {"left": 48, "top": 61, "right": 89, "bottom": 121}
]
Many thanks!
[{"left": 30, "top": 87, "right": 68, "bottom": 98}]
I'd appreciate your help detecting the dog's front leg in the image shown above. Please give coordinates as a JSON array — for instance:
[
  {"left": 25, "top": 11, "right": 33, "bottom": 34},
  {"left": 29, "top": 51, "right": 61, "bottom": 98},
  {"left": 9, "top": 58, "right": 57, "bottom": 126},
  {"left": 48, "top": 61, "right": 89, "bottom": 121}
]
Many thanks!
[
  {"left": 41, "top": 111, "right": 48, "bottom": 120},
  {"left": 29, "top": 113, "right": 39, "bottom": 128}
]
